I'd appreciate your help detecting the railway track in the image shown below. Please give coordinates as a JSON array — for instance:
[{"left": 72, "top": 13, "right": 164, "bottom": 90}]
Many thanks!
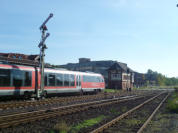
[
  {"left": 90, "top": 92, "right": 169, "bottom": 133},
  {"left": 0, "top": 93, "right": 111, "bottom": 110},
  {"left": 0, "top": 93, "right": 152, "bottom": 129},
  {"left": 0, "top": 90, "right": 157, "bottom": 111}
]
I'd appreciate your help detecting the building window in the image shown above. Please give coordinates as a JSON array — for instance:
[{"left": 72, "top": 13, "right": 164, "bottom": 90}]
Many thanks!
[
  {"left": 12, "top": 55, "right": 16, "bottom": 59},
  {"left": 111, "top": 74, "right": 121, "bottom": 80},
  {"left": 18, "top": 56, "right": 22, "bottom": 59},
  {"left": 123, "top": 74, "right": 130, "bottom": 80}
]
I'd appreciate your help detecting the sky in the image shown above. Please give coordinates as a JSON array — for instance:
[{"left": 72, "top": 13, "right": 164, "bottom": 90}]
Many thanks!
[{"left": 0, "top": 0, "right": 178, "bottom": 77}]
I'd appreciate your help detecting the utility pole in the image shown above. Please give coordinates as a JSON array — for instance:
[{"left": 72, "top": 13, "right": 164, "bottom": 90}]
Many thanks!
[{"left": 37, "top": 13, "right": 53, "bottom": 98}]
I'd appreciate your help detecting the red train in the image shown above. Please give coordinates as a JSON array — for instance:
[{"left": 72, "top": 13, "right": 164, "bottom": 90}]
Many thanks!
[{"left": 0, "top": 63, "right": 105, "bottom": 98}]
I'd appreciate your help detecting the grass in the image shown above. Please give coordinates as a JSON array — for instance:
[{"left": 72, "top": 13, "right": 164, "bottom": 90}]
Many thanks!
[
  {"left": 144, "top": 112, "right": 178, "bottom": 133},
  {"left": 123, "top": 118, "right": 143, "bottom": 127},
  {"left": 51, "top": 115, "right": 105, "bottom": 133},
  {"left": 133, "top": 86, "right": 178, "bottom": 90},
  {"left": 144, "top": 92, "right": 178, "bottom": 133},
  {"left": 110, "top": 108, "right": 120, "bottom": 115},
  {"left": 167, "top": 92, "right": 178, "bottom": 113},
  {"left": 121, "top": 106, "right": 127, "bottom": 112},
  {"left": 116, "top": 118, "right": 144, "bottom": 133},
  {"left": 70, "top": 115, "right": 105, "bottom": 133},
  {"left": 104, "top": 89, "right": 119, "bottom": 93},
  {"left": 51, "top": 120, "right": 71, "bottom": 133}
]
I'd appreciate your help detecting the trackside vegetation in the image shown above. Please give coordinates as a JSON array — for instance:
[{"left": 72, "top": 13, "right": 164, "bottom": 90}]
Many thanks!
[
  {"left": 70, "top": 115, "right": 105, "bottom": 133},
  {"left": 51, "top": 121, "right": 70, "bottom": 133},
  {"left": 104, "top": 89, "right": 119, "bottom": 93},
  {"left": 51, "top": 115, "right": 105, "bottom": 133},
  {"left": 167, "top": 90, "right": 178, "bottom": 113},
  {"left": 142, "top": 69, "right": 178, "bottom": 86}
]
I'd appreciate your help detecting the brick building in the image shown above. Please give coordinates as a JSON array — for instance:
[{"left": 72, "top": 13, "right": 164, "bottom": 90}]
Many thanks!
[{"left": 108, "top": 62, "right": 134, "bottom": 90}]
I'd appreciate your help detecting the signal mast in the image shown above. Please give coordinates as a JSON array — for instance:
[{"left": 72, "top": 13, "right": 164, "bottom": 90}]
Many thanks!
[{"left": 37, "top": 13, "right": 53, "bottom": 98}]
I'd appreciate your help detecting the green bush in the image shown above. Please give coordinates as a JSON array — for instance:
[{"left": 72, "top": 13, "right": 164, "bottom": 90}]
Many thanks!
[
  {"left": 167, "top": 92, "right": 178, "bottom": 113},
  {"left": 174, "top": 87, "right": 178, "bottom": 92}
]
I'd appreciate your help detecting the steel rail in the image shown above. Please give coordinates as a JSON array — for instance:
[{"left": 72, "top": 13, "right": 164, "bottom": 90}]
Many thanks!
[
  {"left": 0, "top": 92, "right": 120, "bottom": 109},
  {"left": 0, "top": 94, "right": 105, "bottom": 110},
  {"left": 0, "top": 94, "right": 146, "bottom": 128},
  {"left": 137, "top": 93, "right": 170, "bottom": 133},
  {"left": 90, "top": 92, "right": 166, "bottom": 133},
  {"left": 0, "top": 90, "right": 156, "bottom": 110},
  {"left": 0, "top": 90, "right": 157, "bottom": 110},
  {"left": 0, "top": 95, "right": 138, "bottom": 119},
  {"left": 0, "top": 94, "right": 139, "bottom": 118}
]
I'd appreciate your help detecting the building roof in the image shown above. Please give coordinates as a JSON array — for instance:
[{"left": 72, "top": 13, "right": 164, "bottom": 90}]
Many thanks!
[
  {"left": 108, "top": 62, "right": 135, "bottom": 73},
  {"left": 60, "top": 60, "right": 117, "bottom": 68},
  {"left": 0, "top": 52, "right": 42, "bottom": 67},
  {"left": 59, "top": 58, "right": 135, "bottom": 73},
  {"left": 0, "top": 53, "right": 39, "bottom": 61},
  {"left": 108, "top": 62, "right": 127, "bottom": 71}
]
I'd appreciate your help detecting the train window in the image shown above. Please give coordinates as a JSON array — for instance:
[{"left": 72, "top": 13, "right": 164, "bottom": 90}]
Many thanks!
[
  {"left": 76, "top": 76, "right": 78, "bottom": 86},
  {"left": 56, "top": 73, "right": 63, "bottom": 86},
  {"left": 95, "top": 77, "right": 99, "bottom": 82},
  {"left": 0, "top": 69, "right": 10, "bottom": 86},
  {"left": 97, "top": 77, "right": 100, "bottom": 82},
  {"left": 69, "top": 74, "right": 75, "bottom": 86},
  {"left": 83, "top": 75, "right": 89, "bottom": 82},
  {"left": 97, "top": 77, "right": 101, "bottom": 82},
  {"left": 44, "top": 73, "right": 48, "bottom": 86},
  {"left": 101, "top": 78, "right": 104, "bottom": 82},
  {"left": 79, "top": 76, "right": 81, "bottom": 86},
  {"left": 83, "top": 75, "right": 95, "bottom": 82},
  {"left": 83, "top": 75, "right": 88, "bottom": 82},
  {"left": 48, "top": 73, "right": 56, "bottom": 86},
  {"left": 93, "top": 76, "right": 96, "bottom": 82},
  {"left": 99, "top": 77, "right": 104, "bottom": 82},
  {"left": 24, "top": 71, "right": 32, "bottom": 86},
  {"left": 83, "top": 75, "right": 102, "bottom": 83},
  {"left": 12, "top": 69, "right": 24, "bottom": 87},
  {"left": 64, "top": 74, "right": 69, "bottom": 86}
]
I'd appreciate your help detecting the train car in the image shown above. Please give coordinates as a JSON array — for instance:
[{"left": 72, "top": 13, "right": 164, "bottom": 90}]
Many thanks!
[{"left": 0, "top": 63, "right": 105, "bottom": 97}]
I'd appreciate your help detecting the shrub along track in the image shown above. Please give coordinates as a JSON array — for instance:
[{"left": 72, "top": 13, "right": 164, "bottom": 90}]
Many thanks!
[
  {"left": 91, "top": 92, "right": 169, "bottom": 133},
  {"left": 0, "top": 91, "right": 162, "bottom": 133}
]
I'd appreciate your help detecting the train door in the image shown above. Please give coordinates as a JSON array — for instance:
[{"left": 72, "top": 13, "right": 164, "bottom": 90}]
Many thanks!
[{"left": 76, "top": 75, "right": 82, "bottom": 94}]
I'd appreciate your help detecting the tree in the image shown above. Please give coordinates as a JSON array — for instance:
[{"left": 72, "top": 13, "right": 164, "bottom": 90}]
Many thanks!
[{"left": 145, "top": 69, "right": 178, "bottom": 86}]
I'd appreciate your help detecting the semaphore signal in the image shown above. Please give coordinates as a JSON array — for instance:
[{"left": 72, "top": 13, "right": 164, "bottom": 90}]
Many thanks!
[{"left": 37, "top": 13, "right": 53, "bottom": 99}]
